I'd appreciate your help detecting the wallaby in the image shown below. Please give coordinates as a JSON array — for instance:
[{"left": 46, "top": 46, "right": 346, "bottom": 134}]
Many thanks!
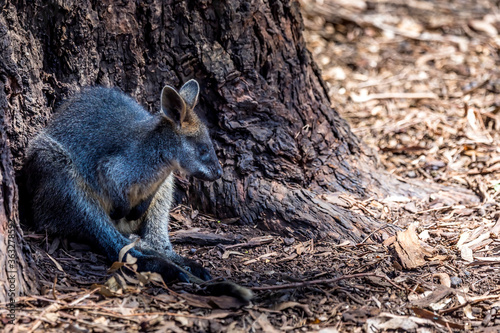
[{"left": 24, "top": 80, "right": 252, "bottom": 301}]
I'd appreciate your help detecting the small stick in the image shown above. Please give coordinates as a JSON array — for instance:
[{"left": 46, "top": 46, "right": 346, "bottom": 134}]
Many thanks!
[
  {"left": 251, "top": 272, "right": 406, "bottom": 292},
  {"left": 351, "top": 92, "right": 438, "bottom": 103},
  {"left": 68, "top": 288, "right": 99, "bottom": 306},
  {"left": 358, "top": 224, "right": 401, "bottom": 244},
  {"left": 438, "top": 301, "right": 470, "bottom": 315},
  {"left": 416, "top": 205, "right": 459, "bottom": 214}
]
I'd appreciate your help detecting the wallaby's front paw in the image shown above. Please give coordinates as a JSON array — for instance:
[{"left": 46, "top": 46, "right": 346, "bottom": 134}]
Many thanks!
[{"left": 181, "top": 257, "right": 212, "bottom": 281}]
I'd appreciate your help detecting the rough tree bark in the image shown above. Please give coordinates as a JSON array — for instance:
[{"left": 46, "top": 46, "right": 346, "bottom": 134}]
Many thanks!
[
  {"left": 0, "top": 0, "right": 473, "bottom": 300},
  {"left": 0, "top": 14, "right": 37, "bottom": 303}
]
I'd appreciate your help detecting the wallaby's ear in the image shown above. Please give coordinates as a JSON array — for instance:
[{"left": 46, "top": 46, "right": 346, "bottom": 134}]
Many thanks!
[
  {"left": 161, "top": 85, "right": 187, "bottom": 126},
  {"left": 179, "top": 79, "right": 200, "bottom": 110}
]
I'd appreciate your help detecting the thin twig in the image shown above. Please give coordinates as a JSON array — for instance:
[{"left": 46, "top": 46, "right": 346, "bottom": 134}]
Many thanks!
[
  {"left": 438, "top": 295, "right": 500, "bottom": 315},
  {"left": 251, "top": 272, "right": 407, "bottom": 292},
  {"left": 416, "top": 205, "right": 460, "bottom": 214},
  {"left": 351, "top": 92, "right": 438, "bottom": 103},
  {"left": 68, "top": 288, "right": 99, "bottom": 306},
  {"left": 358, "top": 223, "right": 401, "bottom": 244},
  {"left": 438, "top": 301, "right": 470, "bottom": 315}
]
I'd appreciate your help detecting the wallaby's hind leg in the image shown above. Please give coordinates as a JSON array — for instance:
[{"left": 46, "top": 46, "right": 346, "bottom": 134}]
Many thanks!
[
  {"left": 138, "top": 175, "right": 212, "bottom": 281},
  {"left": 25, "top": 136, "right": 190, "bottom": 282}
]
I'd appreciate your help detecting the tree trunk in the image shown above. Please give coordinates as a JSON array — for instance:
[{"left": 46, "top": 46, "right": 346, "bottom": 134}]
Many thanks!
[
  {"left": 0, "top": 14, "right": 37, "bottom": 303},
  {"left": 0, "top": 0, "right": 472, "bottom": 299}
]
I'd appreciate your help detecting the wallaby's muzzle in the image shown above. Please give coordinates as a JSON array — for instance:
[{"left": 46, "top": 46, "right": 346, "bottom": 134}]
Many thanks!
[{"left": 191, "top": 160, "right": 222, "bottom": 182}]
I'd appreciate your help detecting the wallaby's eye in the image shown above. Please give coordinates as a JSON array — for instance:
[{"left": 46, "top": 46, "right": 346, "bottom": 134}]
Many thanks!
[{"left": 199, "top": 144, "right": 209, "bottom": 157}]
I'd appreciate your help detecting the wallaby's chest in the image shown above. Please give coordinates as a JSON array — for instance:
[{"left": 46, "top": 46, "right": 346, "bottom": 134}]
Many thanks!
[
  {"left": 128, "top": 175, "right": 166, "bottom": 208},
  {"left": 112, "top": 173, "right": 171, "bottom": 235}
]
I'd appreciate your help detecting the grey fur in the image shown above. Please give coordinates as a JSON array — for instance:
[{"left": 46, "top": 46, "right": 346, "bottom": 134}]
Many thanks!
[{"left": 24, "top": 82, "right": 226, "bottom": 285}]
